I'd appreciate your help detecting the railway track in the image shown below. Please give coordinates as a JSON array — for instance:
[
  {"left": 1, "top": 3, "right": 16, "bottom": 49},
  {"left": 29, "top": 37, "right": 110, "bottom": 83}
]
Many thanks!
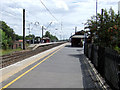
[{"left": 0, "top": 43, "right": 64, "bottom": 68}]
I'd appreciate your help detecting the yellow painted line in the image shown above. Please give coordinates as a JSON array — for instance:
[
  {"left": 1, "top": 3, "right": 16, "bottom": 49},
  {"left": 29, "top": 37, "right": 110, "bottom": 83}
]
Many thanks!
[
  {"left": 1, "top": 43, "right": 66, "bottom": 83},
  {"left": 1, "top": 45, "right": 64, "bottom": 90}
]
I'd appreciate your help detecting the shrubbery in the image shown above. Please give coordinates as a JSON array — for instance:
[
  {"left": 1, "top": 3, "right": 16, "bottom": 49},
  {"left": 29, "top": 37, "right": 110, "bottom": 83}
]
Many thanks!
[
  {"left": 85, "top": 8, "right": 120, "bottom": 53},
  {"left": 0, "top": 21, "right": 22, "bottom": 50}
]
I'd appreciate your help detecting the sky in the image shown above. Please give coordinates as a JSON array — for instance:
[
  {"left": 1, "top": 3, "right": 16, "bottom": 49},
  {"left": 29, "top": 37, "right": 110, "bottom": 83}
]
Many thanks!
[{"left": 0, "top": 0, "right": 120, "bottom": 40}]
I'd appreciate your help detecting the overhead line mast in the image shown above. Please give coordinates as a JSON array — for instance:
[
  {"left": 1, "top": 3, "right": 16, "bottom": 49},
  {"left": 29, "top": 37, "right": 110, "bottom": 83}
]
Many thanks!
[{"left": 23, "top": 9, "right": 25, "bottom": 50}]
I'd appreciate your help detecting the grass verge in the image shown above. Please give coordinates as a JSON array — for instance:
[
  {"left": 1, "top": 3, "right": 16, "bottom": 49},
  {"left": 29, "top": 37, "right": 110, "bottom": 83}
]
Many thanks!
[{"left": 0, "top": 48, "right": 22, "bottom": 56}]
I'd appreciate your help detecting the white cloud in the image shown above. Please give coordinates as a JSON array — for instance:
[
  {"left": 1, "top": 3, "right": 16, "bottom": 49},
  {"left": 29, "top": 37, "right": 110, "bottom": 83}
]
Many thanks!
[
  {"left": 0, "top": 0, "right": 119, "bottom": 39},
  {"left": 52, "top": 0, "right": 69, "bottom": 11}
]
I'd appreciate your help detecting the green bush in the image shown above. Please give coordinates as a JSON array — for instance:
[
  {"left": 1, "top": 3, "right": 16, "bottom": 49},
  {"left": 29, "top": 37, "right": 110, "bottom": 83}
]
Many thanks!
[
  {"left": 85, "top": 8, "right": 120, "bottom": 53},
  {"left": 114, "top": 46, "right": 120, "bottom": 54}
]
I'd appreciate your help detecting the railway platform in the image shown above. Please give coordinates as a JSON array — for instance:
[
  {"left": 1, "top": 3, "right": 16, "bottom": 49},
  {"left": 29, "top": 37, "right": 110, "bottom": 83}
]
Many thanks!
[{"left": 0, "top": 43, "right": 109, "bottom": 89}]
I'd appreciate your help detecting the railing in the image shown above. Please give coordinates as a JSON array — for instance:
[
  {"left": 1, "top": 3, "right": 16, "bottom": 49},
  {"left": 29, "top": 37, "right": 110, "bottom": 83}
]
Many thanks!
[{"left": 84, "top": 43, "right": 120, "bottom": 90}]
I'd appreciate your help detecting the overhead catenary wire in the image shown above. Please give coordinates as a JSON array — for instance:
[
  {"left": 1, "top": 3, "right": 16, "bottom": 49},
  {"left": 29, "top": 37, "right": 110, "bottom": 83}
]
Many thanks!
[
  {"left": 26, "top": 0, "right": 61, "bottom": 37},
  {"left": 26, "top": 10, "right": 43, "bottom": 24},
  {"left": 1, "top": 11, "right": 22, "bottom": 31},
  {"left": 25, "top": 9, "right": 49, "bottom": 32},
  {"left": 39, "top": 0, "right": 59, "bottom": 22},
  {"left": 25, "top": 11, "right": 41, "bottom": 36},
  {"left": 1, "top": 11, "right": 22, "bottom": 20}
]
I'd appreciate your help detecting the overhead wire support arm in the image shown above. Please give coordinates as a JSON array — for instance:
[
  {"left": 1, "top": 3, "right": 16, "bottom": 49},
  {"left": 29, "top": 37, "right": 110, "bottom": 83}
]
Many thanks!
[{"left": 46, "top": 22, "right": 52, "bottom": 30}]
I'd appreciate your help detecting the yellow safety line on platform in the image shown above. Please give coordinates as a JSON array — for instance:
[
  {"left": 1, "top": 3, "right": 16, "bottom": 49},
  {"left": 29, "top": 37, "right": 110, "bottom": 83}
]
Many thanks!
[
  {"left": 2, "top": 45, "right": 60, "bottom": 83},
  {"left": 1, "top": 45, "right": 65, "bottom": 89}
]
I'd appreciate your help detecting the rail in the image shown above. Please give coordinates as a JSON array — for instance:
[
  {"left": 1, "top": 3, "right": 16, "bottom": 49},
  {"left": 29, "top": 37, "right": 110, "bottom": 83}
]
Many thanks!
[{"left": 0, "top": 42, "right": 66, "bottom": 68}]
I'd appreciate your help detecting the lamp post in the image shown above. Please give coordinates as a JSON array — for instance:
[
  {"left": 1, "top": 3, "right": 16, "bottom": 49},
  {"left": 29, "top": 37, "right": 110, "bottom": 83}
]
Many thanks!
[{"left": 94, "top": 0, "right": 98, "bottom": 44}]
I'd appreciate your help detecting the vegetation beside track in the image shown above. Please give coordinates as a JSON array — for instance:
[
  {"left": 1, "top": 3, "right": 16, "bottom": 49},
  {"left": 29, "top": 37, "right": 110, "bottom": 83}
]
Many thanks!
[{"left": 0, "top": 48, "right": 22, "bottom": 56}]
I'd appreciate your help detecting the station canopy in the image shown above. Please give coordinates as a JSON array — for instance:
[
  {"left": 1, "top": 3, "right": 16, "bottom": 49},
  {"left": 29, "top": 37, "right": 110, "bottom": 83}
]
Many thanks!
[{"left": 71, "top": 35, "right": 84, "bottom": 39}]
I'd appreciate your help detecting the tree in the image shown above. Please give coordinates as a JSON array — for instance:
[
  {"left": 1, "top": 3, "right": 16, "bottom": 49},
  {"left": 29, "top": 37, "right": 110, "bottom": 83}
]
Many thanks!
[
  {"left": 25, "top": 34, "right": 35, "bottom": 40},
  {"left": 0, "top": 21, "right": 16, "bottom": 41},
  {"left": 0, "top": 21, "right": 23, "bottom": 49},
  {"left": 0, "top": 21, "right": 16, "bottom": 49},
  {"left": 45, "top": 31, "right": 51, "bottom": 37},
  {"left": 44, "top": 31, "right": 58, "bottom": 42},
  {"left": 15, "top": 34, "right": 23, "bottom": 40},
  {"left": 85, "top": 8, "right": 120, "bottom": 48},
  {"left": 0, "top": 29, "right": 8, "bottom": 50}
]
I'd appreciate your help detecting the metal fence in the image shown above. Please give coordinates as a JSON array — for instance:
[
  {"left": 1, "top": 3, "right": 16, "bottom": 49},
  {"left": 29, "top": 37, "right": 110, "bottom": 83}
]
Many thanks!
[
  {"left": 84, "top": 43, "right": 120, "bottom": 90},
  {"left": 104, "top": 48, "right": 120, "bottom": 89},
  {"left": 92, "top": 45, "right": 99, "bottom": 69},
  {"left": 84, "top": 43, "right": 88, "bottom": 57}
]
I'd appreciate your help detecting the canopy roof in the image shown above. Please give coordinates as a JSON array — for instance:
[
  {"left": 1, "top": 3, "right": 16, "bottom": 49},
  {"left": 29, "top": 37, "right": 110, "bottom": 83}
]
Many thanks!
[{"left": 71, "top": 35, "right": 84, "bottom": 39}]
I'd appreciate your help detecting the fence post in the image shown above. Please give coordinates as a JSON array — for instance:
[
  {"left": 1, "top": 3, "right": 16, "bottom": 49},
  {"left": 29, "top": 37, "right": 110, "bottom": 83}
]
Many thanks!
[
  {"left": 118, "top": 64, "right": 120, "bottom": 89},
  {"left": 86, "top": 43, "right": 88, "bottom": 57},
  {"left": 90, "top": 44, "right": 93, "bottom": 63},
  {"left": 84, "top": 43, "right": 86, "bottom": 55},
  {"left": 98, "top": 46, "right": 105, "bottom": 77}
]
